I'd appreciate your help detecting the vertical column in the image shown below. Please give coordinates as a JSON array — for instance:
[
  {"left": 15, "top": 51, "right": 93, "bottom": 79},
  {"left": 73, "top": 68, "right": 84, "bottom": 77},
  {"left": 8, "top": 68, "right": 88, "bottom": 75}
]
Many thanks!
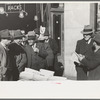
[
  {"left": 40, "top": 4, "right": 44, "bottom": 22},
  {"left": 90, "top": 3, "right": 97, "bottom": 31}
]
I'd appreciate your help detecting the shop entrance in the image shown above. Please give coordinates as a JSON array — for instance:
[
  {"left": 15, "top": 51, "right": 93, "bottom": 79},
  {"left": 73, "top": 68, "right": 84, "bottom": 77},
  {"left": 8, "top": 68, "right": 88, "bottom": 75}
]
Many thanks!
[
  {"left": 53, "top": 14, "right": 61, "bottom": 54},
  {"left": 50, "top": 11, "right": 64, "bottom": 63}
]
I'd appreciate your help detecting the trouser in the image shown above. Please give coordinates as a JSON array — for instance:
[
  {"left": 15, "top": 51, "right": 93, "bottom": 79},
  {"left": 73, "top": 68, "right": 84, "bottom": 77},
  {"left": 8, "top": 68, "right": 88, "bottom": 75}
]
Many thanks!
[
  {"left": 3, "top": 67, "right": 19, "bottom": 81},
  {"left": 76, "top": 66, "right": 88, "bottom": 80}
]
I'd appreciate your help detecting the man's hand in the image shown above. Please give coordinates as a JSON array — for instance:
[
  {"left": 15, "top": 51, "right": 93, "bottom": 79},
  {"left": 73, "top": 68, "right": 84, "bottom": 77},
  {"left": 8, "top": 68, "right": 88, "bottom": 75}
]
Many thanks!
[
  {"left": 77, "top": 54, "right": 85, "bottom": 61},
  {"left": 34, "top": 48, "right": 39, "bottom": 53},
  {"left": 32, "top": 43, "right": 39, "bottom": 53}
]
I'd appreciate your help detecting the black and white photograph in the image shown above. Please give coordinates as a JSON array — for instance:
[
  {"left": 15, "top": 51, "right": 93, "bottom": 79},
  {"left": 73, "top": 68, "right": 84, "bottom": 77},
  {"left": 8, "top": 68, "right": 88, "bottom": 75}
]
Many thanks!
[
  {"left": 0, "top": 3, "right": 65, "bottom": 81},
  {"left": 0, "top": 1, "right": 100, "bottom": 99}
]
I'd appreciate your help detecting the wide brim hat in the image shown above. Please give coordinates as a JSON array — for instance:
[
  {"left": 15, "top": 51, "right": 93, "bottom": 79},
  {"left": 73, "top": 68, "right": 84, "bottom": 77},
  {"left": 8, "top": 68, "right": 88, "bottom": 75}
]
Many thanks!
[
  {"left": 0, "top": 29, "right": 12, "bottom": 40},
  {"left": 93, "top": 33, "right": 100, "bottom": 44},
  {"left": 26, "top": 31, "right": 36, "bottom": 40},
  {"left": 13, "top": 30, "right": 25, "bottom": 39},
  {"left": 81, "top": 25, "right": 94, "bottom": 34}
]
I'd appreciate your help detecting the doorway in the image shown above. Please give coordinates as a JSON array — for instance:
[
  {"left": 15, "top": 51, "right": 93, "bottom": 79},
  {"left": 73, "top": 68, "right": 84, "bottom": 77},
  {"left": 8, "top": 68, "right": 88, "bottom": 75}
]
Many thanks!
[{"left": 50, "top": 12, "right": 64, "bottom": 63}]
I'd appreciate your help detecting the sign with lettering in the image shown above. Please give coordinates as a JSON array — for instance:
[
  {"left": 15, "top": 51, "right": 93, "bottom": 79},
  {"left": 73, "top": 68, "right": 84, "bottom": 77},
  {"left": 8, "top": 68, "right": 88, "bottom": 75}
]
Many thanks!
[{"left": 6, "top": 4, "right": 24, "bottom": 12}]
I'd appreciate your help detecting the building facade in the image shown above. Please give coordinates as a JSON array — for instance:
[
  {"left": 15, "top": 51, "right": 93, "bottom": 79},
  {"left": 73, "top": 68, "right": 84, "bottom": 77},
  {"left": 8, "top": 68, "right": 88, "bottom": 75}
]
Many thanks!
[{"left": 64, "top": 3, "right": 98, "bottom": 80}]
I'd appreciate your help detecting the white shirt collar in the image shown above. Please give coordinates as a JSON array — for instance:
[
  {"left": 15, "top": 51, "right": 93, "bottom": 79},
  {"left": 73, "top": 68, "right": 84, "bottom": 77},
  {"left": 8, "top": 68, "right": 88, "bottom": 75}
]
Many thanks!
[{"left": 87, "top": 38, "right": 92, "bottom": 44}]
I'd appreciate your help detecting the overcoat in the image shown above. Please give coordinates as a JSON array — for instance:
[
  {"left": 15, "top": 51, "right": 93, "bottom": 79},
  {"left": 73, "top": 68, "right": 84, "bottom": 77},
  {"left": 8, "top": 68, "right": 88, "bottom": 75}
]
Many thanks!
[
  {"left": 24, "top": 42, "right": 48, "bottom": 71},
  {"left": 0, "top": 43, "right": 19, "bottom": 81},
  {"left": 0, "top": 43, "right": 7, "bottom": 80},
  {"left": 48, "top": 38, "right": 59, "bottom": 71},
  {"left": 75, "top": 38, "right": 94, "bottom": 80},
  {"left": 44, "top": 42, "right": 54, "bottom": 67},
  {"left": 81, "top": 48, "right": 100, "bottom": 80},
  {"left": 8, "top": 43, "right": 27, "bottom": 73}
]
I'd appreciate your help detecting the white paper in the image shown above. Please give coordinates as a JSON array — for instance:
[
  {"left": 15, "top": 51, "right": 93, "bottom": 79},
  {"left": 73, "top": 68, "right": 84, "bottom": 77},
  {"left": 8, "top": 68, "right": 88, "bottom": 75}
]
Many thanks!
[{"left": 70, "top": 52, "right": 80, "bottom": 63}]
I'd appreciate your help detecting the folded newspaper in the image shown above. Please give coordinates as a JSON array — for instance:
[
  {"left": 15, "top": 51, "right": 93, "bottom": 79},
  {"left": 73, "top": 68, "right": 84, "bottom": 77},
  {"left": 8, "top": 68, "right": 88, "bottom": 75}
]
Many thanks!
[
  {"left": 19, "top": 68, "right": 54, "bottom": 81},
  {"left": 70, "top": 52, "right": 80, "bottom": 63},
  {"left": 19, "top": 68, "right": 67, "bottom": 81}
]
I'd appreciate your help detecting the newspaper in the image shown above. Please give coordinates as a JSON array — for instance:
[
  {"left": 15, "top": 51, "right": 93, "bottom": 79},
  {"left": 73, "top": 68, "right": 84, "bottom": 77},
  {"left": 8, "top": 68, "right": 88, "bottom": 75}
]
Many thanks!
[{"left": 70, "top": 52, "right": 80, "bottom": 63}]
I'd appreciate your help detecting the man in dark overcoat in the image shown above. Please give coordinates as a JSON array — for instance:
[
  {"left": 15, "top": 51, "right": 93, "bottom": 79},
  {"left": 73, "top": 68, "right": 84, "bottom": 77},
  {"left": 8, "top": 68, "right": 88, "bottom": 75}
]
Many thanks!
[
  {"left": 8, "top": 30, "right": 27, "bottom": 79},
  {"left": 78, "top": 33, "right": 100, "bottom": 80},
  {"left": 24, "top": 31, "right": 48, "bottom": 70},
  {"left": 43, "top": 30, "right": 64, "bottom": 76},
  {"left": 43, "top": 30, "right": 54, "bottom": 70},
  {"left": 75, "top": 25, "right": 94, "bottom": 80}
]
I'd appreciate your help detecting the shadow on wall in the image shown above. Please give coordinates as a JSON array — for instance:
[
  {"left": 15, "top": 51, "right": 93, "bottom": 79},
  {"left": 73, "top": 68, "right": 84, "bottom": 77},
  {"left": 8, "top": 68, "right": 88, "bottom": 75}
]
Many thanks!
[
  {"left": 63, "top": 55, "right": 77, "bottom": 80},
  {"left": 64, "top": 29, "right": 83, "bottom": 80}
]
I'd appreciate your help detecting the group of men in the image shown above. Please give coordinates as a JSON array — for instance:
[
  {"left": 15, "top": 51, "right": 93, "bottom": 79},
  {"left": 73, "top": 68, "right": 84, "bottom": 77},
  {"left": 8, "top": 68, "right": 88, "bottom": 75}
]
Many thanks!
[
  {"left": 0, "top": 24, "right": 64, "bottom": 81},
  {"left": 75, "top": 25, "right": 100, "bottom": 80}
]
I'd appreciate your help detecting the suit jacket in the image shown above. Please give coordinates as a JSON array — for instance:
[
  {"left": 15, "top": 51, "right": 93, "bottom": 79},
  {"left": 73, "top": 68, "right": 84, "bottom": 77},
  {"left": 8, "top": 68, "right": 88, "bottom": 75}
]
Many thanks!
[
  {"left": 49, "top": 38, "right": 58, "bottom": 55},
  {"left": 0, "top": 43, "right": 7, "bottom": 80},
  {"left": 76, "top": 39, "right": 94, "bottom": 56},
  {"left": 44, "top": 42, "right": 54, "bottom": 67},
  {"left": 25, "top": 42, "right": 48, "bottom": 71},
  {"left": 8, "top": 42, "right": 27, "bottom": 73},
  {"left": 48, "top": 38, "right": 59, "bottom": 71},
  {"left": 81, "top": 48, "right": 100, "bottom": 80},
  {"left": 0, "top": 43, "right": 20, "bottom": 81},
  {"left": 75, "top": 38, "right": 94, "bottom": 80}
]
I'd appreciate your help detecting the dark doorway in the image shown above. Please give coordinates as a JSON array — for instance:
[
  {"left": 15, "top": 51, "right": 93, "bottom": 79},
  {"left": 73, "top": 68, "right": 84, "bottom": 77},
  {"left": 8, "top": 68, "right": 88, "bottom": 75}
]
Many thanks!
[{"left": 53, "top": 14, "right": 61, "bottom": 54}]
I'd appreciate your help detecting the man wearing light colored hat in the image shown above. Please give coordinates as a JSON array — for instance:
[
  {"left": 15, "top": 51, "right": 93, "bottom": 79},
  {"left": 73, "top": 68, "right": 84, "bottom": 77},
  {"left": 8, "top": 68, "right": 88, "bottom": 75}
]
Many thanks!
[
  {"left": 77, "top": 33, "right": 100, "bottom": 80},
  {"left": 74, "top": 25, "right": 94, "bottom": 80}
]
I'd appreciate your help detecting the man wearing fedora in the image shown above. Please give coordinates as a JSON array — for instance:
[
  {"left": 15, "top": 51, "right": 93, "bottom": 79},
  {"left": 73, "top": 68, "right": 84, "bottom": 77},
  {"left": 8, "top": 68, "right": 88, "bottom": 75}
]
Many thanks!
[
  {"left": 0, "top": 29, "right": 14, "bottom": 81},
  {"left": 24, "top": 31, "right": 48, "bottom": 70},
  {"left": 77, "top": 33, "right": 100, "bottom": 80},
  {"left": 75, "top": 25, "right": 94, "bottom": 80},
  {"left": 8, "top": 30, "right": 27, "bottom": 79},
  {"left": 43, "top": 29, "right": 54, "bottom": 70},
  {"left": 43, "top": 29, "right": 64, "bottom": 76}
]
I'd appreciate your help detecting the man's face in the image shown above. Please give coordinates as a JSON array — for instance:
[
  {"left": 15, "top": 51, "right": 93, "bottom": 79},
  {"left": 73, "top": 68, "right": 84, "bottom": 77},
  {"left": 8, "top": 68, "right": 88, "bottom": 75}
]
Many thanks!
[
  {"left": 40, "top": 26, "right": 46, "bottom": 34},
  {"left": 28, "top": 39, "right": 34, "bottom": 46},
  {"left": 14, "top": 38, "right": 22, "bottom": 44},
  {"left": 3, "top": 39, "right": 11, "bottom": 46},
  {"left": 83, "top": 34, "right": 92, "bottom": 41}
]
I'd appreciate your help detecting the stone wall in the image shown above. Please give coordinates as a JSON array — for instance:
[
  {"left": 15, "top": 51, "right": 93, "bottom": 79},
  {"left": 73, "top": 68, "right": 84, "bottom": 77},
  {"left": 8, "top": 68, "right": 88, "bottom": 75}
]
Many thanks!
[{"left": 64, "top": 3, "right": 90, "bottom": 80}]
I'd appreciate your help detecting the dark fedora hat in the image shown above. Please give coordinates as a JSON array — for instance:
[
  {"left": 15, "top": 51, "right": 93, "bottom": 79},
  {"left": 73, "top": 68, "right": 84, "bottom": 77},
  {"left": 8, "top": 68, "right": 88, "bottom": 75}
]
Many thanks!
[
  {"left": 81, "top": 25, "right": 94, "bottom": 34},
  {"left": 13, "top": 30, "right": 25, "bottom": 39},
  {"left": 44, "top": 29, "right": 49, "bottom": 36},
  {"left": 0, "top": 29, "right": 12, "bottom": 40},
  {"left": 93, "top": 33, "right": 100, "bottom": 44}
]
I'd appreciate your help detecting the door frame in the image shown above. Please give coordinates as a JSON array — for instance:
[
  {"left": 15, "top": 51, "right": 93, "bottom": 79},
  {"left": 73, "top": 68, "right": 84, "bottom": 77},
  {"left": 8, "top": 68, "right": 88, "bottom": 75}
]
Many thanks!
[{"left": 49, "top": 11, "right": 64, "bottom": 64}]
